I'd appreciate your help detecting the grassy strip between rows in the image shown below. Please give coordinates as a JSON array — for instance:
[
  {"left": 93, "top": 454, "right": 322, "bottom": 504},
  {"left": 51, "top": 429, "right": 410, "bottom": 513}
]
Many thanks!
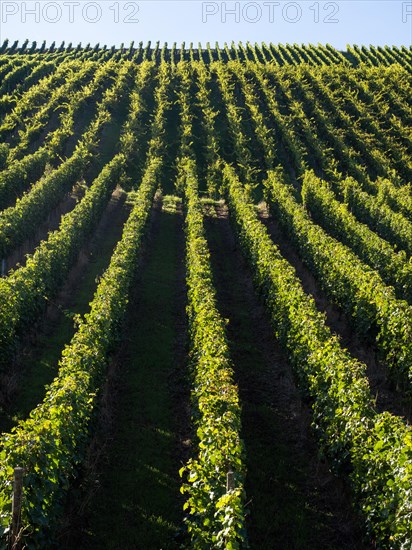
[
  {"left": 0, "top": 56, "right": 73, "bottom": 120},
  {"left": 179, "top": 157, "right": 247, "bottom": 549},
  {"left": 0, "top": 153, "right": 87, "bottom": 257},
  {"left": 0, "top": 60, "right": 138, "bottom": 257},
  {"left": 301, "top": 170, "right": 412, "bottom": 303},
  {"left": 82, "top": 197, "right": 184, "bottom": 549},
  {"left": 372, "top": 178, "right": 412, "bottom": 222},
  {"left": 0, "top": 55, "right": 170, "bottom": 546},
  {"left": 223, "top": 162, "right": 412, "bottom": 547},
  {"left": 0, "top": 58, "right": 40, "bottom": 98},
  {"left": 0, "top": 190, "right": 129, "bottom": 436},
  {"left": 0, "top": 60, "right": 152, "bottom": 373},
  {"left": 264, "top": 170, "right": 412, "bottom": 390},
  {"left": 0, "top": 156, "right": 161, "bottom": 546},
  {"left": 0, "top": 155, "right": 123, "bottom": 371},
  {"left": 374, "top": 178, "right": 412, "bottom": 222},
  {"left": 0, "top": 59, "right": 113, "bottom": 210},
  {"left": 342, "top": 176, "right": 412, "bottom": 257},
  {"left": 0, "top": 148, "right": 50, "bottom": 212},
  {"left": 3, "top": 61, "right": 96, "bottom": 157}
]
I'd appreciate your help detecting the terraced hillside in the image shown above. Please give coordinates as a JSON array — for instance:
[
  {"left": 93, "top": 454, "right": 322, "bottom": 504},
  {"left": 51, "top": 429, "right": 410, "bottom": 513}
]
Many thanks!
[{"left": 0, "top": 42, "right": 411, "bottom": 548}]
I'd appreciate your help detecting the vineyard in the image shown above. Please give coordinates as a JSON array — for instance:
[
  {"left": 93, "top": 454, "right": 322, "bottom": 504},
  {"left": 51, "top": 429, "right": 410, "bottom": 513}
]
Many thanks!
[{"left": 0, "top": 41, "right": 411, "bottom": 548}]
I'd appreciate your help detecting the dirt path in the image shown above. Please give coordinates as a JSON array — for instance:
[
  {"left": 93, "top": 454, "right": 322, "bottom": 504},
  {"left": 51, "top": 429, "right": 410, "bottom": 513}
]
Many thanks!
[
  {"left": 0, "top": 188, "right": 130, "bottom": 432},
  {"left": 63, "top": 201, "right": 190, "bottom": 549},
  {"left": 204, "top": 205, "right": 367, "bottom": 549},
  {"left": 258, "top": 203, "right": 412, "bottom": 424}
]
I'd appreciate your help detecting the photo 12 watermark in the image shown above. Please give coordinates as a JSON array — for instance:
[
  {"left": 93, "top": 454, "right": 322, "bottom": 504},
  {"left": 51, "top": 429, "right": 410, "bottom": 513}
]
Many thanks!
[
  {"left": 0, "top": 0, "right": 410, "bottom": 41},
  {"left": 201, "top": 1, "right": 412, "bottom": 26},
  {"left": 201, "top": 2, "right": 341, "bottom": 24},
  {"left": 1, "top": 1, "right": 140, "bottom": 24},
  {"left": 402, "top": 1, "right": 412, "bottom": 22}
]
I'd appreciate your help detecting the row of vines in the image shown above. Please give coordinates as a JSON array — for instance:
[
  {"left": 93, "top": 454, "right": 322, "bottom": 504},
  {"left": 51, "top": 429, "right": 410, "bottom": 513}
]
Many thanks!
[{"left": 0, "top": 46, "right": 411, "bottom": 547}]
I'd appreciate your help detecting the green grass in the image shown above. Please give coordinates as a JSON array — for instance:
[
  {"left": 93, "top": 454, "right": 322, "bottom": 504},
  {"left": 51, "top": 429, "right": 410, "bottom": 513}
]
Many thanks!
[
  {"left": 79, "top": 206, "right": 186, "bottom": 549},
  {"left": 204, "top": 213, "right": 361, "bottom": 549},
  {"left": 0, "top": 192, "right": 128, "bottom": 433}
]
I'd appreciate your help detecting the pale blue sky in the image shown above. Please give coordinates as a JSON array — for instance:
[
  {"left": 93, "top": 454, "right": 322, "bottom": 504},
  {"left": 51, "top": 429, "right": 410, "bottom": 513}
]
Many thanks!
[{"left": 0, "top": 1, "right": 411, "bottom": 49}]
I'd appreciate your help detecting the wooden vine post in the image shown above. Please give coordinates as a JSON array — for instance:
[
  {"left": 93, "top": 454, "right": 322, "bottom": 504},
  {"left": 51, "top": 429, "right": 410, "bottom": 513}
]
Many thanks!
[
  {"left": 226, "top": 469, "right": 235, "bottom": 492},
  {"left": 10, "top": 467, "right": 24, "bottom": 549}
]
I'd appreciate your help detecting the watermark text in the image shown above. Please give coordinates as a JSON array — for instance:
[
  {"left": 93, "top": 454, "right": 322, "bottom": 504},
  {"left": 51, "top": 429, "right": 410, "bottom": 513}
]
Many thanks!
[
  {"left": 202, "top": 2, "right": 340, "bottom": 24},
  {"left": 1, "top": 1, "right": 139, "bottom": 24}
]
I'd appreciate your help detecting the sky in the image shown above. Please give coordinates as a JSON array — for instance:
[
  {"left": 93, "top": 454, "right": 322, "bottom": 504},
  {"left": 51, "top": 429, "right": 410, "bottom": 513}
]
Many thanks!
[{"left": 0, "top": 1, "right": 411, "bottom": 50}]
